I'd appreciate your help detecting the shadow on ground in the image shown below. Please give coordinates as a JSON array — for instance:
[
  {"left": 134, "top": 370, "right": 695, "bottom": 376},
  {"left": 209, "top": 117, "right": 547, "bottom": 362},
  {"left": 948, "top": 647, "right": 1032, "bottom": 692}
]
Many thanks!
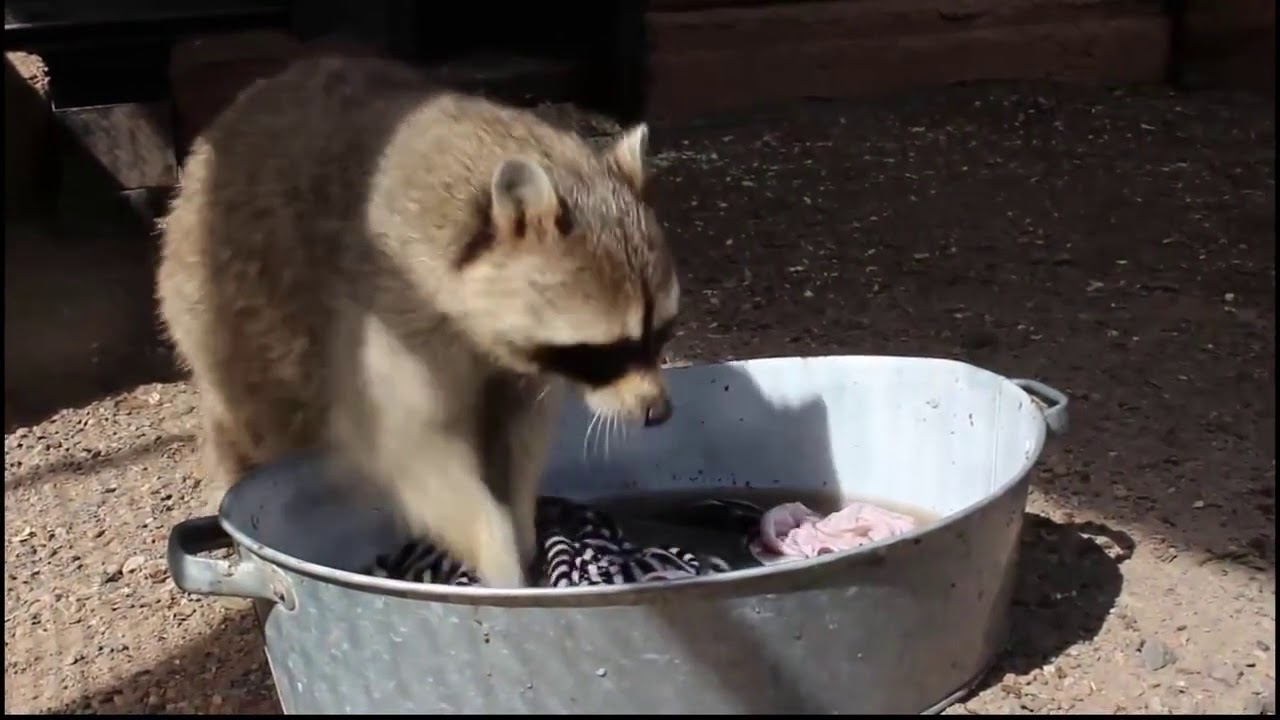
[
  {"left": 47, "top": 608, "right": 280, "bottom": 715},
  {"left": 3, "top": 177, "right": 181, "bottom": 434},
  {"left": 970, "top": 513, "right": 1134, "bottom": 698},
  {"left": 3, "top": 217, "right": 182, "bottom": 433},
  {"left": 4, "top": 432, "right": 194, "bottom": 492}
]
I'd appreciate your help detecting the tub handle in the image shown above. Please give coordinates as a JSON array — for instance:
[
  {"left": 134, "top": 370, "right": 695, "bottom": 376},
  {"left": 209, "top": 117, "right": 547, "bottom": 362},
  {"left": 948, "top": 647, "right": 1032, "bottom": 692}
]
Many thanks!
[
  {"left": 1011, "top": 378, "right": 1069, "bottom": 436},
  {"left": 167, "top": 516, "right": 297, "bottom": 610}
]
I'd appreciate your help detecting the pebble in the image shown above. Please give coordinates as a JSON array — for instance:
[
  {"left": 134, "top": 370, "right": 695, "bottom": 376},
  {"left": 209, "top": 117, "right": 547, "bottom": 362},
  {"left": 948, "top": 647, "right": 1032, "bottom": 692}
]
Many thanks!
[
  {"left": 1208, "top": 661, "right": 1241, "bottom": 687},
  {"left": 595, "top": 668, "right": 608, "bottom": 677},
  {"left": 100, "top": 564, "right": 124, "bottom": 585},
  {"left": 1020, "top": 695, "right": 1049, "bottom": 712},
  {"left": 122, "top": 555, "right": 146, "bottom": 574},
  {"left": 1141, "top": 638, "right": 1176, "bottom": 671},
  {"left": 1242, "top": 691, "right": 1276, "bottom": 715},
  {"left": 144, "top": 559, "right": 170, "bottom": 582}
]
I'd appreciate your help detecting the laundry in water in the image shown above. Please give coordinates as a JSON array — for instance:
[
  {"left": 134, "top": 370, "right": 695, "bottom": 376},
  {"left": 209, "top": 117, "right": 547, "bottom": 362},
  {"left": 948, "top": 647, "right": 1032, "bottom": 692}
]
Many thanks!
[
  {"left": 367, "top": 496, "right": 734, "bottom": 588},
  {"left": 367, "top": 495, "right": 920, "bottom": 587},
  {"left": 748, "top": 501, "right": 918, "bottom": 565}
]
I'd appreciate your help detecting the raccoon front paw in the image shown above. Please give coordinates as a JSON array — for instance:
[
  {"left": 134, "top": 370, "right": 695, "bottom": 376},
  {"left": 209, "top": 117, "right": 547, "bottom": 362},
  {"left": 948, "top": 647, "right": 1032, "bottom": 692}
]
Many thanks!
[
  {"left": 473, "top": 520, "right": 528, "bottom": 589},
  {"left": 515, "top": 514, "right": 538, "bottom": 573},
  {"left": 476, "top": 553, "right": 528, "bottom": 589}
]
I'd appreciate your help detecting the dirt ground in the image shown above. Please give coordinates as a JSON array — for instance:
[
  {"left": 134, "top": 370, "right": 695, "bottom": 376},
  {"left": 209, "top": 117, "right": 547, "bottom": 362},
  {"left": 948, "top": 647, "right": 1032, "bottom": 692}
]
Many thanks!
[{"left": 4, "top": 82, "right": 1275, "bottom": 714}]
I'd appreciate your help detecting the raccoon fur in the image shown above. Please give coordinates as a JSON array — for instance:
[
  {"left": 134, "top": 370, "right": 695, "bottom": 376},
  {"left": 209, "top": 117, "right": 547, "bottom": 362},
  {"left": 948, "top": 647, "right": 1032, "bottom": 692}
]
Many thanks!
[{"left": 155, "top": 55, "right": 680, "bottom": 588}]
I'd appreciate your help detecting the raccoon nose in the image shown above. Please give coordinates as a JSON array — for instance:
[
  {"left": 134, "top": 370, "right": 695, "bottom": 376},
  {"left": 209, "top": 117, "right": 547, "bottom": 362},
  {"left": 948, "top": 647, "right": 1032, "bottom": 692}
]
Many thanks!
[{"left": 643, "top": 394, "right": 672, "bottom": 427}]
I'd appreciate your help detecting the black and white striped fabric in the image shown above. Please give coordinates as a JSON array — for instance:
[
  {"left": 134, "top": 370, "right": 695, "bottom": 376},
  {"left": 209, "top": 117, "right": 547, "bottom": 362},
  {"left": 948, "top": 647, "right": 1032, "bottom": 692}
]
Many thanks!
[{"left": 367, "top": 497, "right": 735, "bottom": 588}]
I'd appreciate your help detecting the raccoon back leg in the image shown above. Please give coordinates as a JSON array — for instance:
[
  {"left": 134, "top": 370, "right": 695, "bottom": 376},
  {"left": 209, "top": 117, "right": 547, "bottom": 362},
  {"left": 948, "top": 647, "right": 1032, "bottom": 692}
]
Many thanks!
[{"left": 198, "top": 396, "right": 252, "bottom": 513}]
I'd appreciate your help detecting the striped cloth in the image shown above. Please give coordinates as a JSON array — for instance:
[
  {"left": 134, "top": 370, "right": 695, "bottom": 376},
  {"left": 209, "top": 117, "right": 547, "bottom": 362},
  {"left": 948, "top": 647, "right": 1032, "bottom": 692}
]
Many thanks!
[{"left": 367, "top": 497, "right": 735, "bottom": 588}]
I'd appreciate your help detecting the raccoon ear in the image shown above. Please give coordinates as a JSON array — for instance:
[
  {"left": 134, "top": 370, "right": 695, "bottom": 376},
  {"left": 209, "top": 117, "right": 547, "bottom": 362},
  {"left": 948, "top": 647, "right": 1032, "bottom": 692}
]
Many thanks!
[
  {"left": 490, "top": 156, "right": 558, "bottom": 238},
  {"left": 604, "top": 123, "right": 649, "bottom": 192}
]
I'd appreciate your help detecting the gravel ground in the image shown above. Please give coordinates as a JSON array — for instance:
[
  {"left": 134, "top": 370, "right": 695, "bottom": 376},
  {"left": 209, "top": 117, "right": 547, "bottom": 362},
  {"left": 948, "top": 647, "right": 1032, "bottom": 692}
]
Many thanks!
[{"left": 4, "top": 81, "right": 1275, "bottom": 714}]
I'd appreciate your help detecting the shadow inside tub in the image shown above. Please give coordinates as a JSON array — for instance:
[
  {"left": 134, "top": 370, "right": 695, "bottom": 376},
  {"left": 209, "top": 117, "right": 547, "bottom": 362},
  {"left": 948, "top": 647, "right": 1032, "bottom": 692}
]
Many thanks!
[{"left": 576, "top": 363, "right": 841, "bottom": 714}]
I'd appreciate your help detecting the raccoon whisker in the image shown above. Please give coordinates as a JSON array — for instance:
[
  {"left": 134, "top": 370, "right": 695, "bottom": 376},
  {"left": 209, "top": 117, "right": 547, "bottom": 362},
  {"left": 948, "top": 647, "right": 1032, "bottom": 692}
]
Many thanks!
[
  {"left": 604, "top": 413, "right": 615, "bottom": 461},
  {"left": 595, "top": 411, "right": 610, "bottom": 461},
  {"left": 582, "top": 411, "right": 601, "bottom": 462},
  {"left": 590, "top": 411, "right": 607, "bottom": 459},
  {"left": 606, "top": 412, "right": 624, "bottom": 462},
  {"left": 594, "top": 412, "right": 608, "bottom": 460}
]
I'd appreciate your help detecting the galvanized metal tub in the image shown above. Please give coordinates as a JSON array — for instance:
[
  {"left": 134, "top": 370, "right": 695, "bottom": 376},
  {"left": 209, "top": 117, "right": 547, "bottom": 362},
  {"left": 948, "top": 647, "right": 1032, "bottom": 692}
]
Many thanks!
[{"left": 167, "top": 355, "right": 1069, "bottom": 714}]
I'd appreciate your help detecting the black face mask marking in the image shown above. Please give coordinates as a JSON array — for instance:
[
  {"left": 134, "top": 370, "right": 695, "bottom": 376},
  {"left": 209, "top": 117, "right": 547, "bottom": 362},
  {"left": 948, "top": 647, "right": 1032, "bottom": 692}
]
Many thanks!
[
  {"left": 531, "top": 282, "right": 677, "bottom": 387},
  {"left": 530, "top": 319, "right": 675, "bottom": 387}
]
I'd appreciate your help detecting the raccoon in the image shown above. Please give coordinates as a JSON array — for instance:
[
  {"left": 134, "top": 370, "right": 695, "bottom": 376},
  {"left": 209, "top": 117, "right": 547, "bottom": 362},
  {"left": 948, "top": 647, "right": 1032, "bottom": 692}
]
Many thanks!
[{"left": 155, "top": 55, "right": 680, "bottom": 588}]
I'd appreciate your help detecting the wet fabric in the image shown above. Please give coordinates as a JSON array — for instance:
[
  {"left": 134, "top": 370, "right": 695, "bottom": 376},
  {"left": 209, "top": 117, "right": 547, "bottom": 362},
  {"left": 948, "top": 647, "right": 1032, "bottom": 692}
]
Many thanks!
[
  {"left": 748, "top": 501, "right": 918, "bottom": 564},
  {"left": 367, "top": 497, "right": 732, "bottom": 587},
  {"left": 368, "top": 496, "right": 918, "bottom": 587}
]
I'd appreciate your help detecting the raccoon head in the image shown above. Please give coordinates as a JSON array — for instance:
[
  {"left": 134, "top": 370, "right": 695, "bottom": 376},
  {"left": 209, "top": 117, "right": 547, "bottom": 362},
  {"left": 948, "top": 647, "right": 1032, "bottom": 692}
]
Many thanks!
[{"left": 453, "top": 124, "right": 679, "bottom": 427}]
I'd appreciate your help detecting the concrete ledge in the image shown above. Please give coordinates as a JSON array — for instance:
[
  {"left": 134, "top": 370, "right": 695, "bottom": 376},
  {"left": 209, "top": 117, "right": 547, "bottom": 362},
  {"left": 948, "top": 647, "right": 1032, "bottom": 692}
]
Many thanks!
[
  {"left": 169, "top": 30, "right": 301, "bottom": 155},
  {"left": 56, "top": 102, "right": 177, "bottom": 190},
  {"left": 646, "top": 0, "right": 1169, "bottom": 119},
  {"left": 1182, "top": 0, "right": 1275, "bottom": 94}
]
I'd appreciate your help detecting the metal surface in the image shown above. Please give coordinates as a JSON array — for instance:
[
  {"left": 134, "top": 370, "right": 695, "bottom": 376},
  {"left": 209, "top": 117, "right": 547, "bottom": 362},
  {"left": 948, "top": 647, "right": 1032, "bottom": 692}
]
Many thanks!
[{"left": 168, "top": 355, "right": 1070, "bottom": 714}]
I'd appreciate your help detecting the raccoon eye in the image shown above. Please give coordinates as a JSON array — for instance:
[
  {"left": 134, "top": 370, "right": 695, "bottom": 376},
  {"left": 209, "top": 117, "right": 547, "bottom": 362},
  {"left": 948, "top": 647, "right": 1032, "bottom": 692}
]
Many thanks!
[
  {"left": 554, "top": 196, "right": 574, "bottom": 235},
  {"left": 650, "top": 320, "right": 676, "bottom": 350},
  {"left": 530, "top": 341, "right": 637, "bottom": 387}
]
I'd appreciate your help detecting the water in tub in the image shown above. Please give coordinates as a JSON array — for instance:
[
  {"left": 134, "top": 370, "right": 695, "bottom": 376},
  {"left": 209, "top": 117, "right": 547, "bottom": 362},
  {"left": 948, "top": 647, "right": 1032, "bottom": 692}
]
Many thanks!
[{"left": 366, "top": 488, "right": 939, "bottom": 587}]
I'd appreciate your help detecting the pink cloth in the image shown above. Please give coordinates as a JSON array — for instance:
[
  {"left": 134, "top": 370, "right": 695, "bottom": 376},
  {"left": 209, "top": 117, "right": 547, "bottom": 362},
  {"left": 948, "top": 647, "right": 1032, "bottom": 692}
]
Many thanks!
[{"left": 749, "top": 501, "right": 918, "bottom": 564}]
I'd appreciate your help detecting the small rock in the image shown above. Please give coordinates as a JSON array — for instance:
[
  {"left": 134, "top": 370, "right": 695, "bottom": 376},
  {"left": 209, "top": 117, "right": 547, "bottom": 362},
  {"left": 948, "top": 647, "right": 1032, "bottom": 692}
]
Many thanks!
[
  {"left": 1020, "top": 695, "right": 1048, "bottom": 712},
  {"left": 1208, "top": 660, "right": 1241, "bottom": 686},
  {"left": 595, "top": 668, "right": 607, "bottom": 677},
  {"left": 100, "top": 564, "right": 123, "bottom": 585},
  {"left": 1147, "top": 695, "right": 1164, "bottom": 712},
  {"left": 122, "top": 556, "right": 146, "bottom": 574},
  {"left": 1141, "top": 638, "right": 1176, "bottom": 671},
  {"left": 1256, "top": 640, "right": 1270, "bottom": 652},
  {"left": 144, "top": 559, "right": 169, "bottom": 582},
  {"left": 1242, "top": 691, "right": 1276, "bottom": 715}
]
